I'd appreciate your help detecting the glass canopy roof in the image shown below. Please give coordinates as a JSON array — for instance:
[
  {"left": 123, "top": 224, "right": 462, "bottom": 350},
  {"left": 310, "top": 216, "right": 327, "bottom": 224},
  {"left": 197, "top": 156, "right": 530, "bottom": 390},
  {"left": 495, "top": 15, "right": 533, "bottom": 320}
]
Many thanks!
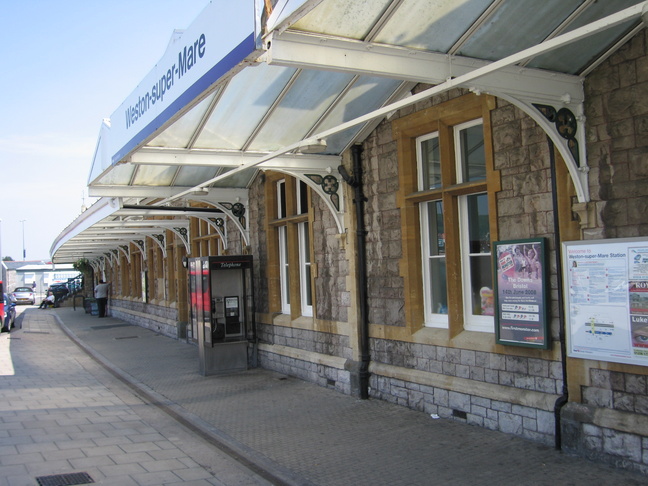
[{"left": 52, "top": 0, "right": 646, "bottom": 262}]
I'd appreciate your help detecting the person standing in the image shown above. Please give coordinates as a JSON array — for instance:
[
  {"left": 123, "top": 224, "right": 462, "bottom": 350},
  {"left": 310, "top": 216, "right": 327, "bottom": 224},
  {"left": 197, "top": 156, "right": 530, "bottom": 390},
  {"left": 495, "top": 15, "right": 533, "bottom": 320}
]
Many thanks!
[{"left": 94, "top": 280, "right": 110, "bottom": 318}]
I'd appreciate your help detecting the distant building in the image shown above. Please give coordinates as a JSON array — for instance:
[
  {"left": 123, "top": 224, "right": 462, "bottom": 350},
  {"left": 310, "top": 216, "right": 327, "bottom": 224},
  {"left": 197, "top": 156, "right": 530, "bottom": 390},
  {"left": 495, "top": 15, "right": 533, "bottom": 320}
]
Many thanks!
[{"left": 4, "top": 260, "right": 77, "bottom": 295}]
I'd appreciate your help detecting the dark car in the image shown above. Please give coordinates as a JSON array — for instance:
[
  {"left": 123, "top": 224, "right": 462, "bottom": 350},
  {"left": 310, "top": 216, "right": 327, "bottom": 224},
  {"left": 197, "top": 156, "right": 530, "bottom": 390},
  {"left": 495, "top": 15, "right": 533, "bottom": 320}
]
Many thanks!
[
  {"left": 49, "top": 283, "right": 70, "bottom": 302},
  {"left": 12, "top": 286, "right": 35, "bottom": 305},
  {"left": 2, "top": 293, "right": 17, "bottom": 332}
]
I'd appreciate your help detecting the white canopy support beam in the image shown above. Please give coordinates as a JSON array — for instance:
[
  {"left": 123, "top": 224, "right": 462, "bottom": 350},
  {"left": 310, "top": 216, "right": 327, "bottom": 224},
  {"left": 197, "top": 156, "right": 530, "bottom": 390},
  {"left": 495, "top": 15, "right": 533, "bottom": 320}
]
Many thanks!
[
  {"left": 266, "top": 30, "right": 585, "bottom": 107},
  {"left": 127, "top": 148, "right": 340, "bottom": 170},
  {"left": 89, "top": 186, "right": 188, "bottom": 198}
]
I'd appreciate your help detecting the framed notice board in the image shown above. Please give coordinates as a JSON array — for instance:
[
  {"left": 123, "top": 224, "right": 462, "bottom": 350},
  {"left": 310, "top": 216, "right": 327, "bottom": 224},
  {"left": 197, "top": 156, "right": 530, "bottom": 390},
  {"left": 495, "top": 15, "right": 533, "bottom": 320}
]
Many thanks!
[
  {"left": 563, "top": 237, "right": 648, "bottom": 366},
  {"left": 494, "top": 238, "right": 549, "bottom": 349}
]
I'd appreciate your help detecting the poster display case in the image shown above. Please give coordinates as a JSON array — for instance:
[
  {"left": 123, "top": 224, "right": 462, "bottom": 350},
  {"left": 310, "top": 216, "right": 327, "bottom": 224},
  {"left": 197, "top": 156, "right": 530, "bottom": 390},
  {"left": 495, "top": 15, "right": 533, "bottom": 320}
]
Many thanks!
[
  {"left": 563, "top": 237, "right": 648, "bottom": 366},
  {"left": 494, "top": 238, "right": 549, "bottom": 349}
]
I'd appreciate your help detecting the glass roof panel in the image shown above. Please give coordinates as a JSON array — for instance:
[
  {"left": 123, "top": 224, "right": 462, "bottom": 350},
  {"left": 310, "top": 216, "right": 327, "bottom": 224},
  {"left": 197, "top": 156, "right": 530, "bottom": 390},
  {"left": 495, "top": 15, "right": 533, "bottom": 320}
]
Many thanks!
[
  {"left": 94, "top": 163, "right": 136, "bottom": 185},
  {"left": 247, "top": 69, "right": 356, "bottom": 152},
  {"left": 209, "top": 167, "right": 257, "bottom": 188},
  {"left": 193, "top": 64, "right": 297, "bottom": 150},
  {"left": 527, "top": 20, "right": 639, "bottom": 74},
  {"left": 131, "top": 165, "right": 178, "bottom": 186},
  {"left": 525, "top": 0, "right": 641, "bottom": 74},
  {"left": 457, "top": 0, "right": 585, "bottom": 61},
  {"left": 375, "top": 0, "right": 493, "bottom": 52},
  {"left": 173, "top": 166, "right": 220, "bottom": 187},
  {"left": 147, "top": 91, "right": 217, "bottom": 148},
  {"left": 290, "top": 0, "right": 392, "bottom": 40},
  {"left": 317, "top": 76, "right": 403, "bottom": 154}
]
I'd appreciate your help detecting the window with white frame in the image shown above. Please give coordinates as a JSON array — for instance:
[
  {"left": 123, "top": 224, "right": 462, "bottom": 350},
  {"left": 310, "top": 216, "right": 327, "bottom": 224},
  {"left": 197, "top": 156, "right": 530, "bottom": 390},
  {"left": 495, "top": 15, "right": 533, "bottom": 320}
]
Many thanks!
[
  {"left": 298, "top": 222, "right": 313, "bottom": 316},
  {"left": 272, "top": 176, "right": 314, "bottom": 317},
  {"left": 417, "top": 118, "right": 493, "bottom": 332},
  {"left": 278, "top": 224, "right": 290, "bottom": 314},
  {"left": 297, "top": 179, "right": 313, "bottom": 316}
]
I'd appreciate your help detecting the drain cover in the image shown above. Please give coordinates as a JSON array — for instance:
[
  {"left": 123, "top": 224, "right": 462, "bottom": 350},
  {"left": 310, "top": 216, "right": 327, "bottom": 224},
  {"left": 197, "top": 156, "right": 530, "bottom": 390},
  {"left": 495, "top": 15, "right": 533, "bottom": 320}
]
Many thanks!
[
  {"left": 36, "top": 472, "right": 94, "bottom": 486},
  {"left": 114, "top": 335, "right": 140, "bottom": 340}
]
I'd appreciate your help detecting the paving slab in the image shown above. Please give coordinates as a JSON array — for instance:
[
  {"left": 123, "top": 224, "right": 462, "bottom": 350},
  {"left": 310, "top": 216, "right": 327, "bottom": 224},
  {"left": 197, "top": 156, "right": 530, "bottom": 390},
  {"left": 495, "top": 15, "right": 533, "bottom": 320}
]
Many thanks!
[
  {"left": 2, "top": 306, "right": 647, "bottom": 485},
  {"left": 0, "top": 308, "right": 274, "bottom": 486}
]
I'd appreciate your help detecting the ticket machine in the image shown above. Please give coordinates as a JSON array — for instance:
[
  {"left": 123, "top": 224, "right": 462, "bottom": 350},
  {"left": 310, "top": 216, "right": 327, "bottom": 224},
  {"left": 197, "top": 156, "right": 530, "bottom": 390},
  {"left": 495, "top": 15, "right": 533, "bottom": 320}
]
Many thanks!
[{"left": 188, "top": 255, "right": 255, "bottom": 375}]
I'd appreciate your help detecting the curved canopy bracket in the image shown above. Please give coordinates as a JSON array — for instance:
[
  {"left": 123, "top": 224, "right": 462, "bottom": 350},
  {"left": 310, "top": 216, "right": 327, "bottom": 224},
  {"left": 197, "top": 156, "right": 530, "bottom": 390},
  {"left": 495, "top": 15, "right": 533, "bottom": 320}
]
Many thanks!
[
  {"left": 494, "top": 93, "right": 589, "bottom": 203},
  {"left": 265, "top": 167, "right": 346, "bottom": 234}
]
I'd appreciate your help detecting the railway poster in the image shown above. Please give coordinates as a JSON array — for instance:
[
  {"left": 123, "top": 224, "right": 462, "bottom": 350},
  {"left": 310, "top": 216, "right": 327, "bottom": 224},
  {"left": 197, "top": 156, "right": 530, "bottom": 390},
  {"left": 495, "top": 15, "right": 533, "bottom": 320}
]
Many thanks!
[{"left": 494, "top": 238, "right": 549, "bottom": 349}]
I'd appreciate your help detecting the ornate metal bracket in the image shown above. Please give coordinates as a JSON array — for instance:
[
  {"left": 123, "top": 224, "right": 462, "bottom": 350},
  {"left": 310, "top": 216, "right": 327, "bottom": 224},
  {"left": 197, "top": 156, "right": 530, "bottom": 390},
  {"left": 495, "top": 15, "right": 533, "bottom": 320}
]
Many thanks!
[
  {"left": 219, "top": 202, "right": 246, "bottom": 229},
  {"left": 150, "top": 233, "right": 167, "bottom": 258},
  {"left": 118, "top": 244, "right": 131, "bottom": 264},
  {"left": 215, "top": 202, "right": 249, "bottom": 246},
  {"left": 305, "top": 173, "right": 340, "bottom": 212},
  {"left": 171, "top": 226, "right": 190, "bottom": 255},
  {"left": 204, "top": 217, "right": 228, "bottom": 249},
  {"left": 534, "top": 104, "right": 580, "bottom": 167},
  {"left": 132, "top": 239, "right": 146, "bottom": 260}
]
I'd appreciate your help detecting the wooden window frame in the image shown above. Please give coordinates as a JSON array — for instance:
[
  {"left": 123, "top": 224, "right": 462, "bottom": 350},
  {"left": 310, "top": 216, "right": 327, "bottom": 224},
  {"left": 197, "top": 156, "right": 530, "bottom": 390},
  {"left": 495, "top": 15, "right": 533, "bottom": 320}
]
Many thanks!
[
  {"left": 265, "top": 172, "right": 315, "bottom": 319},
  {"left": 393, "top": 93, "right": 500, "bottom": 339}
]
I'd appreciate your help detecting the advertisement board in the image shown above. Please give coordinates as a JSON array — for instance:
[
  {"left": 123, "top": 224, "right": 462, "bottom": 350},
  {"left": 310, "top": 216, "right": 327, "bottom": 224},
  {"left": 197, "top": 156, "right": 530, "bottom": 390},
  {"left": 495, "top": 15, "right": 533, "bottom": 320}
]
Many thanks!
[
  {"left": 494, "top": 238, "right": 549, "bottom": 348},
  {"left": 563, "top": 237, "right": 648, "bottom": 366}
]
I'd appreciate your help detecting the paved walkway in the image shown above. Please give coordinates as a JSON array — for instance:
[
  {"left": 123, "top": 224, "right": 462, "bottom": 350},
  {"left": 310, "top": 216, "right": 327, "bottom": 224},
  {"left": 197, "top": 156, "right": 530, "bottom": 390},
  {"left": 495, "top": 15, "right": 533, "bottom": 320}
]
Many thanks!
[{"left": 1, "top": 307, "right": 647, "bottom": 485}]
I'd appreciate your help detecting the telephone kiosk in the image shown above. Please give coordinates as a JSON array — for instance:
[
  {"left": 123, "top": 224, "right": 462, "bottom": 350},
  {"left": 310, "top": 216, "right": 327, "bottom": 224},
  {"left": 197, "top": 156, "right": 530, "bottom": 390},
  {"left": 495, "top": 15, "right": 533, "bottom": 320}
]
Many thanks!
[{"left": 188, "top": 255, "right": 255, "bottom": 376}]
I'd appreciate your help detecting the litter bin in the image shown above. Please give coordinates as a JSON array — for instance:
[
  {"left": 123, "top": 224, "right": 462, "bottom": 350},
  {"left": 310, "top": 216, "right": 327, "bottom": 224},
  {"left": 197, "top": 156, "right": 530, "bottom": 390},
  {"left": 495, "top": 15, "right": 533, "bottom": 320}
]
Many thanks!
[{"left": 84, "top": 298, "right": 99, "bottom": 316}]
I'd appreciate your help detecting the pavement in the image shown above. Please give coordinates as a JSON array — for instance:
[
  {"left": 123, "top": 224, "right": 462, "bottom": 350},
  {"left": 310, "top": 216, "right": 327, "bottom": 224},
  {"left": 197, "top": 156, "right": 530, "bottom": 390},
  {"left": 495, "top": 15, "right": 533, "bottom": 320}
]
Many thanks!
[{"left": 1, "top": 307, "right": 647, "bottom": 486}]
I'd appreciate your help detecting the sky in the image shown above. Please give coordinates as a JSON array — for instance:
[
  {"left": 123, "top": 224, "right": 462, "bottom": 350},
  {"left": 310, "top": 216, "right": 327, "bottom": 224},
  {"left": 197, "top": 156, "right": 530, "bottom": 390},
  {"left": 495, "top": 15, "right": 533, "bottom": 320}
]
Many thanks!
[{"left": 0, "top": 0, "right": 249, "bottom": 262}]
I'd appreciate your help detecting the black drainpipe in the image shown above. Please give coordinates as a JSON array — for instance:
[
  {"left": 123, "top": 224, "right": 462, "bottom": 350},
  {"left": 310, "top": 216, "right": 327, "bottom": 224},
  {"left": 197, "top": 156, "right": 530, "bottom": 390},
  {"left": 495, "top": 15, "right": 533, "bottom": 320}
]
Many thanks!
[
  {"left": 339, "top": 144, "right": 370, "bottom": 399},
  {"left": 548, "top": 136, "right": 569, "bottom": 450}
]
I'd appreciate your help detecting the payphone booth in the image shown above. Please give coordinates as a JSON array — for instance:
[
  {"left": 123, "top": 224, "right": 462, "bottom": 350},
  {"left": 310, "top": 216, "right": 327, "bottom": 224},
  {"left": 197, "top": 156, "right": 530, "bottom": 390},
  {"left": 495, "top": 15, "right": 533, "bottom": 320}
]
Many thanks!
[{"left": 188, "top": 255, "right": 255, "bottom": 376}]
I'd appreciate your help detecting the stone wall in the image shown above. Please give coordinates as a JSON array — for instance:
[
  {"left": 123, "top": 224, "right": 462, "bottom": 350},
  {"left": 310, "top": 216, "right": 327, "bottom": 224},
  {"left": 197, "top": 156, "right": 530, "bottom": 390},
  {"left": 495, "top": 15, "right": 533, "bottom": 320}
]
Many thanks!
[
  {"left": 109, "top": 299, "right": 180, "bottom": 338},
  {"left": 362, "top": 119, "right": 406, "bottom": 327},
  {"left": 561, "top": 367, "right": 648, "bottom": 473},
  {"left": 370, "top": 373, "right": 556, "bottom": 444},
  {"left": 369, "top": 338, "right": 561, "bottom": 445},
  {"left": 248, "top": 174, "right": 269, "bottom": 315},
  {"left": 559, "top": 29, "right": 648, "bottom": 475},
  {"left": 585, "top": 28, "right": 648, "bottom": 239},
  {"left": 311, "top": 191, "right": 349, "bottom": 323},
  {"left": 256, "top": 322, "right": 352, "bottom": 394}
]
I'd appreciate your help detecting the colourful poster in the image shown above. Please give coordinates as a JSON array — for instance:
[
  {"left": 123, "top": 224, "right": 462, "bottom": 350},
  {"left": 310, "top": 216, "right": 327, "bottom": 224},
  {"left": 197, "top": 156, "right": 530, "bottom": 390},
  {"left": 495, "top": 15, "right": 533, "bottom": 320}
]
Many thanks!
[{"left": 495, "top": 239, "right": 548, "bottom": 348}]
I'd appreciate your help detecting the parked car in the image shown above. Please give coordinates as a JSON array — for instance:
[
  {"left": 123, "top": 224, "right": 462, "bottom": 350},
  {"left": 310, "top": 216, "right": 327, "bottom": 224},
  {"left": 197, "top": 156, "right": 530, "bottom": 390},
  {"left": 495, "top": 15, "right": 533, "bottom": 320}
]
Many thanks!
[
  {"left": 12, "top": 287, "right": 35, "bottom": 305},
  {"left": 2, "top": 293, "right": 17, "bottom": 332},
  {"left": 49, "top": 283, "right": 69, "bottom": 303}
]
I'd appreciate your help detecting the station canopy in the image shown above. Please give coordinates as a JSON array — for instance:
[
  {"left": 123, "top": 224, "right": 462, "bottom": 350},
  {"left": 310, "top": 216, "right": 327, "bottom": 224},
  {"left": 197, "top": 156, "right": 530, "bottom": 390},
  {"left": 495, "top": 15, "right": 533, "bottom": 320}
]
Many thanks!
[{"left": 51, "top": 0, "right": 647, "bottom": 263}]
